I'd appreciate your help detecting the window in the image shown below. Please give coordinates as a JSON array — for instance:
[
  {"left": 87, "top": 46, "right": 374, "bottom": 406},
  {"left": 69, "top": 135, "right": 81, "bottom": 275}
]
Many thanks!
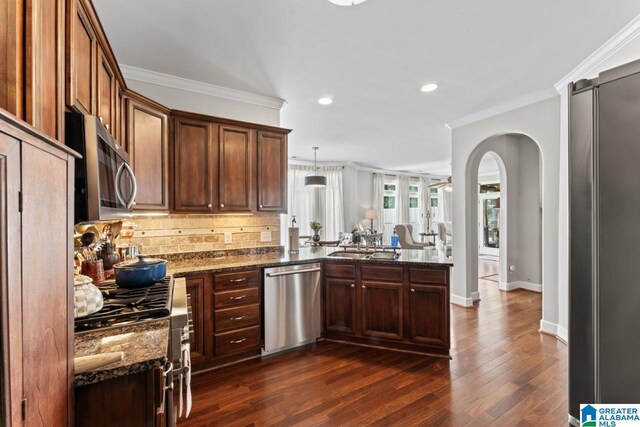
[
  {"left": 430, "top": 179, "right": 441, "bottom": 227},
  {"left": 383, "top": 180, "right": 397, "bottom": 244},
  {"left": 409, "top": 182, "right": 420, "bottom": 239}
]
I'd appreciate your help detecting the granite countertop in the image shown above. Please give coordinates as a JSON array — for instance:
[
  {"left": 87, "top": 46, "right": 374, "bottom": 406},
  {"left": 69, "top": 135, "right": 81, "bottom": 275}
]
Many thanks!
[
  {"left": 168, "top": 247, "right": 453, "bottom": 277},
  {"left": 74, "top": 319, "right": 169, "bottom": 387}
]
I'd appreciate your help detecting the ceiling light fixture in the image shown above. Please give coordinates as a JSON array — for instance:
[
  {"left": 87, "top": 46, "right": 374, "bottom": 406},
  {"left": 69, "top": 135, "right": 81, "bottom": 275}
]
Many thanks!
[
  {"left": 305, "top": 147, "right": 327, "bottom": 188},
  {"left": 318, "top": 97, "right": 333, "bottom": 105},
  {"left": 421, "top": 83, "right": 439, "bottom": 93},
  {"left": 328, "top": 0, "right": 368, "bottom": 6}
]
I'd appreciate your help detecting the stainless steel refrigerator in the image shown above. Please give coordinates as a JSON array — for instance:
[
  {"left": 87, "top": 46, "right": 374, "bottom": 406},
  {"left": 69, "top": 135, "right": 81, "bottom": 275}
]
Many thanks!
[{"left": 569, "top": 59, "right": 640, "bottom": 423}]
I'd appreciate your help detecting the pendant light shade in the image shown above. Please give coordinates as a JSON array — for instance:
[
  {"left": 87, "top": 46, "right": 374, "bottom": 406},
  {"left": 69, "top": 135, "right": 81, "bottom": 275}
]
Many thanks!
[{"left": 305, "top": 147, "right": 327, "bottom": 188}]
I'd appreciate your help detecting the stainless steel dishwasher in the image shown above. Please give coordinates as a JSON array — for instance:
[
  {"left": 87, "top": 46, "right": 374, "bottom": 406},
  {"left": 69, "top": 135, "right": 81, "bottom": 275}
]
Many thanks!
[{"left": 263, "top": 263, "right": 322, "bottom": 355}]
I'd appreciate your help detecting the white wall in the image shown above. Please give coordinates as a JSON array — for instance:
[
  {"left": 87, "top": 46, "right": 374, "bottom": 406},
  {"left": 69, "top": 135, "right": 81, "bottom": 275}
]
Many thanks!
[
  {"left": 126, "top": 80, "right": 281, "bottom": 126},
  {"left": 451, "top": 96, "right": 560, "bottom": 335}
]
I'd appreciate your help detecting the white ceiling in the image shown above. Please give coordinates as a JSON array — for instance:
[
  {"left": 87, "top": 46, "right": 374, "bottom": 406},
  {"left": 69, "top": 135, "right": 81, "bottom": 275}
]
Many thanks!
[{"left": 94, "top": 0, "right": 640, "bottom": 175}]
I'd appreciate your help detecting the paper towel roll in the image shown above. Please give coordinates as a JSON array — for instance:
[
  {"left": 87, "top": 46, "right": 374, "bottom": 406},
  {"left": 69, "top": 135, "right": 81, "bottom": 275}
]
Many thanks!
[{"left": 289, "top": 227, "right": 299, "bottom": 253}]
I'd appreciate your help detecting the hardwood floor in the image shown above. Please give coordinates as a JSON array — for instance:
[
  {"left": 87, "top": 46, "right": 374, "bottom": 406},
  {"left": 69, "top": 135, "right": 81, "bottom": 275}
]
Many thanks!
[{"left": 181, "top": 260, "right": 568, "bottom": 426}]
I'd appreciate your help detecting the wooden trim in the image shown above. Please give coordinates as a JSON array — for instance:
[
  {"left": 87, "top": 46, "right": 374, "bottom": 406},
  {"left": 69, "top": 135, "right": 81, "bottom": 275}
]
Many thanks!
[
  {"left": 0, "top": 0, "right": 24, "bottom": 119},
  {"left": 171, "top": 109, "right": 291, "bottom": 135},
  {"left": 66, "top": 152, "right": 75, "bottom": 426},
  {"left": 0, "top": 108, "right": 80, "bottom": 157},
  {"left": 123, "top": 88, "right": 170, "bottom": 114},
  {"left": 320, "top": 338, "right": 452, "bottom": 359}
]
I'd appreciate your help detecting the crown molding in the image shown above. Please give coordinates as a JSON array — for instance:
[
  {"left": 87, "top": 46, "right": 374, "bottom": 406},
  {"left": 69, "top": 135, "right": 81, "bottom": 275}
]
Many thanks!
[
  {"left": 288, "top": 159, "right": 446, "bottom": 179},
  {"left": 448, "top": 88, "right": 558, "bottom": 129},
  {"left": 554, "top": 14, "right": 640, "bottom": 94},
  {"left": 119, "top": 64, "right": 287, "bottom": 110}
]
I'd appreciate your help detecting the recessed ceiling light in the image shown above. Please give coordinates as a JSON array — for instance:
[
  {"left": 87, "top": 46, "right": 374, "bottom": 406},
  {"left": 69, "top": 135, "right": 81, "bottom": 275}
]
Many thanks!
[
  {"left": 318, "top": 97, "right": 333, "bottom": 105},
  {"left": 328, "top": 0, "right": 368, "bottom": 6},
  {"left": 421, "top": 83, "right": 439, "bottom": 93}
]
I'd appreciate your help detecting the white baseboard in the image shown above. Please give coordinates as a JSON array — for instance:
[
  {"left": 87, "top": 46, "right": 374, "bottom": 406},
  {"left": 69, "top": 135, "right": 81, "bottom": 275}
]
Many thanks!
[
  {"left": 450, "top": 294, "right": 474, "bottom": 308},
  {"left": 499, "top": 281, "right": 542, "bottom": 293},
  {"left": 539, "top": 319, "right": 558, "bottom": 336},
  {"left": 471, "top": 291, "right": 480, "bottom": 301},
  {"left": 558, "top": 326, "right": 568, "bottom": 343}
]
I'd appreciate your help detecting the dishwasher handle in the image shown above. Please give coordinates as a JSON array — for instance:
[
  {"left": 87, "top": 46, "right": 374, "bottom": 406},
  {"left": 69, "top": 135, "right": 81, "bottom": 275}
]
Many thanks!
[{"left": 266, "top": 267, "right": 321, "bottom": 278}]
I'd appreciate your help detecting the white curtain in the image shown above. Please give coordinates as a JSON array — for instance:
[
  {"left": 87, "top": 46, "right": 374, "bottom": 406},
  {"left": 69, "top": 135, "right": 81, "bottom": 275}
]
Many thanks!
[
  {"left": 287, "top": 165, "right": 345, "bottom": 241},
  {"left": 442, "top": 187, "right": 453, "bottom": 223},
  {"left": 372, "top": 173, "right": 385, "bottom": 232},
  {"left": 419, "top": 177, "right": 432, "bottom": 233},
  {"left": 396, "top": 175, "right": 411, "bottom": 224}
]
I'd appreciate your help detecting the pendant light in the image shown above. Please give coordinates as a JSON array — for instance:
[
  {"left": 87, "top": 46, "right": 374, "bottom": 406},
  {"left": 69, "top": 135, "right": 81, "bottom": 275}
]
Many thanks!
[{"left": 305, "top": 147, "right": 327, "bottom": 188}]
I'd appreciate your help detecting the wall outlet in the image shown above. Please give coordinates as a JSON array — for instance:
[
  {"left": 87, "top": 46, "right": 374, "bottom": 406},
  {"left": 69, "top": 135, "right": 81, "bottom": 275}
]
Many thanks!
[
  {"left": 224, "top": 232, "right": 233, "bottom": 244},
  {"left": 260, "top": 231, "right": 271, "bottom": 243}
]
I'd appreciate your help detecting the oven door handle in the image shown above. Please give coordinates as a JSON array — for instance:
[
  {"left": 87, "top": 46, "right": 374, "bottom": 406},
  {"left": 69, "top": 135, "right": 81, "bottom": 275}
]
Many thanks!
[{"left": 122, "top": 162, "right": 138, "bottom": 209}]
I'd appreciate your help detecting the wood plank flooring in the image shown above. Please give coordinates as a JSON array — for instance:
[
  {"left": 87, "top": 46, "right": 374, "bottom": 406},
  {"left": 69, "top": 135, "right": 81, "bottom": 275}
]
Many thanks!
[{"left": 180, "top": 260, "right": 568, "bottom": 426}]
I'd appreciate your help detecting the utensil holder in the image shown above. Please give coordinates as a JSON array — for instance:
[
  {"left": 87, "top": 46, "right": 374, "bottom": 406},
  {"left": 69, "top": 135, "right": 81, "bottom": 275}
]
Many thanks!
[{"left": 81, "top": 259, "right": 105, "bottom": 283}]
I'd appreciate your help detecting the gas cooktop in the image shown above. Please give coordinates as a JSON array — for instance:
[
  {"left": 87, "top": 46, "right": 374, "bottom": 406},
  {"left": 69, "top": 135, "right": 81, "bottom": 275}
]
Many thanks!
[{"left": 75, "top": 277, "right": 173, "bottom": 333}]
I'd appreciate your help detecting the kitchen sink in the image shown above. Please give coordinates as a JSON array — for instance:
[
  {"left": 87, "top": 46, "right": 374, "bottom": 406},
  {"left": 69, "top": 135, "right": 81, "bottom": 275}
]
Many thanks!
[
  {"left": 327, "top": 251, "right": 373, "bottom": 260},
  {"left": 368, "top": 252, "right": 399, "bottom": 260}
]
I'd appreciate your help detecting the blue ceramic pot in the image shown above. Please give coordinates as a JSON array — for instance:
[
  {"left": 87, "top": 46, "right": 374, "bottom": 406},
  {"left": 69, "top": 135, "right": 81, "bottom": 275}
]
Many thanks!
[{"left": 114, "top": 255, "right": 167, "bottom": 288}]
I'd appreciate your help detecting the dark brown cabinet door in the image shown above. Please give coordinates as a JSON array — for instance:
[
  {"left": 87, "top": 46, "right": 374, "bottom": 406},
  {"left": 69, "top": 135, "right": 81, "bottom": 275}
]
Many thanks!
[
  {"left": 66, "top": 0, "right": 96, "bottom": 115},
  {"left": 361, "top": 281, "right": 403, "bottom": 340},
  {"left": 218, "top": 125, "right": 255, "bottom": 212},
  {"left": 24, "top": 0, "right": 65, "bottom": 140},
  {"left": 127, "top": 96, "right": 169, "bottom": 211},
  {"left": 257, "top": 131, "right": 287, "bottom": 213},
  {"left": 96, "top": 45, "right": 115, "bottom": 136},
  {"left": 409, "top": 285, "right": 449, "bottom": 348},
  {"left": 186, "top": 276, "right": 207, "bottom": 364},
  {"left": 173, "top": 118, "right": 215, "bottom": 212},
  {"left": 325, "top": 278, "right": 356, "bottom": 334},
  {"left": 21, "top": 140, "right": 74, "bottom": 425}
]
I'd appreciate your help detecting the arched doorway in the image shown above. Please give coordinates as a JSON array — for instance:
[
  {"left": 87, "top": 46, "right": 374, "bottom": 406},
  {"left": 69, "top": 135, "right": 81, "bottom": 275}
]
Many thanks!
[{"left": 465, "top": 133, "right": 542, "bottom": 305}]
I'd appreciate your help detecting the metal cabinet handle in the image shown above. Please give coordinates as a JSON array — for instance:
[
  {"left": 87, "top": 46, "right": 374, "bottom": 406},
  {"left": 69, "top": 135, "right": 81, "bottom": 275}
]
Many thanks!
[
  {"left": 230, "top": 338, "right": 246, "bottom": 344},
  {"left": 259, "top": 204, "right": 263, "bottom": 208},
  {"left": 220, "top": 203, "right": 225, "bottom": 208},
  {"left": 230, "top": 296, "right": 245, "bottom": 300},
  {"left": 230, "top": 316, "right": 245, "bottom": 321},
  {"left": 411, "top": 288, "right": 416, "bottom": 293},
  {"left": 350, "top": 284, "right": 355, "bottom": 288},
  {"left": 105, "top": 123, "right": 110, "bottom": 130},
  {"left": 230, "top": 278, "right": 246, "bottom": 283},
  {"left": 208, "top": 203, "right": 212, "bottom": 208},
  {"left": 164, "top": 383, "right": 174, "bottom": 392},
  {"left": 98, "top": 115, "right": 103, "bottom": 123},
  {"left": 362, "top": 285, "right": 366, "bottom": 289}
]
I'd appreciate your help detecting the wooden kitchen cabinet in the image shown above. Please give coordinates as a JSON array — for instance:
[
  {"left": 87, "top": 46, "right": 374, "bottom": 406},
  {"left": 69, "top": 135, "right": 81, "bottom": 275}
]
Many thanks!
[
  {"left": 409, "top": 284, "right": 449, "bottom": 347},
  {"left": 66, "top": 0, "right": 97, "bottom": 115},
  {"left": 323, "top": 262, "right": 450, "bottom": 356},
  {"left": 256, "top": 131, "right": 287, "bottom": 213},
  {"left": 0, "top": 111, "right": 77, "bottom": 426},
  {"left": 361, "top": 281, "right": 403, "bottom": 340},
  {"left": 126, "top": 91, "right": 170, "bottom": 211},
  {"left": 96, "top": 44, "right": 115, "bottom": 135},
  {"left": 172, "top": 116, "right": 217, "bottom": 213},
  {"left": 325, "top": 278, "right": 357, "bottom": 334},
  {"left": 217, "top": 124, "right": 255, "bottom": 212},
  {"left": 185, "top": 275, "right": 208, "bottom": 365}
]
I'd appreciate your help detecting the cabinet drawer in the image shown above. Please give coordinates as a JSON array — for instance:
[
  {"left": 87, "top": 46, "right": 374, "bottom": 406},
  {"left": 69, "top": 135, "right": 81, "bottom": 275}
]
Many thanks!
[
  {"left": 325, "top": 263, "right": 356, "bottom": 279},
  {"left": 214, "top": 269, "right": 261, "bottom": 291},
  {"left": 409, "top": 268, "right": 448, "bottom": 285},
  {"left": 361, "top": 265, "right": 403, "bottom": 282},
  {"left": 215, "top": 304, "right": 260, "bottom": 332},
  {"left": 215, "top": 326, "right": 261, "bottom": 357},
  {"left": 214, "top": 287, "right": 260, "bottom": 309}
]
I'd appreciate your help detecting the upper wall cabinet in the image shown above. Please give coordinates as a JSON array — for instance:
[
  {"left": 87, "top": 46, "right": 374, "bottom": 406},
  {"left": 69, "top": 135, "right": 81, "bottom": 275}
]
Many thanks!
[
  {"left": 126, "top": 92, "right": 170, "bottom": 211},
  {"left": 173, "top": 116, "right": 217, "bottom": 213},
  {"left": 0, "top": 0, "right": 64, "bottom": 140},
  {"left": 218, "top": 125, "right": 255, "bottom": 212},
  {"left": 66, "top": 0, "right": 96, "bottom": 116},
  {"left": 257, "top": 131, "right": 287, "bottom": 213},
  {"left": 96, "top": 45, "right": 115, "bottom": 133}
]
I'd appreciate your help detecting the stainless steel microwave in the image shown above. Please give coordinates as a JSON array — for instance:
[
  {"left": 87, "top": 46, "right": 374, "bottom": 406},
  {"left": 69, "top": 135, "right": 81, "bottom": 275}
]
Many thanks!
[{"left": 66, "top": 112, "right": 137, "bottom": 224}]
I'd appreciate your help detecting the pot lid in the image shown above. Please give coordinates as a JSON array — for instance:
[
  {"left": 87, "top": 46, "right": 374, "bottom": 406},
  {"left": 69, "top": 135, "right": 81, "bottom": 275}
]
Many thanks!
[
  {"left": 74, "top": 275, "right": 93, "bottom": 286},
  {"left": 115, "top": 254, "right": 167, "bottom": 269}
]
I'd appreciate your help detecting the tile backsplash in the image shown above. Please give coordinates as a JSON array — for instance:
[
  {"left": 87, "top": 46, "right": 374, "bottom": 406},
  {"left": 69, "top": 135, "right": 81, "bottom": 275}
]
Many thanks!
[{"left": 123, "top": 214, "right": 281, "bottom": 256}]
